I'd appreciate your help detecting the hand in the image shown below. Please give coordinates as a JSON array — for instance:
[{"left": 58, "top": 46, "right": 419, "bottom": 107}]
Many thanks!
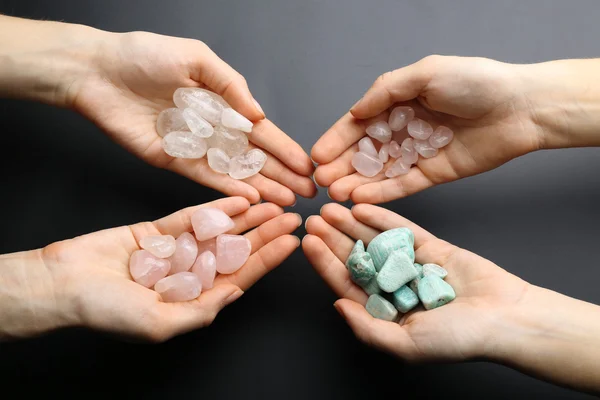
[
  {"left": 0, "top": 197, "right": 301, "bottom": 341},
  {"left": 311, "top": 55, "right": 542, "bottom": 203}
]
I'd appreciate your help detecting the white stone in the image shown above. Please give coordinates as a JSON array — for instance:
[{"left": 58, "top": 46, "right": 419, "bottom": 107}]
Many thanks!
[
  {"left": 385, "top": 158, "right": 411, "bottom": 178},
  {"left": 365, "top": 121, "right": 392, "bottom": 143},
  {"left": 379, "top": 143, "right": 390, "bottom": 163},
  {"left": 358, "top": 137, "right": 378, "bottom": 157},
  {"left": 182, "top": 108, "right": 214, "bottom": 138},
  {"left": 156, "top": 108, "right": 188, "bottom": 137},
  {"left": 388, "top": 106, "right": 415, "bottom": 131},
  {"left": 407, "top": 118, "right": 433, "bottom": 140},
  {"left": 352, "top": 152, "right": 383, "bottom": 177},
  {"left": 229, "top": 149, "right": 267, "bottom": 179},
  {"left": 429, "top": 126, "right": 454, "bottom": 148},
  {"left": 162, "top": 131, "right": 208, "bottom": 158},
  {"left": 207, "top": 148, "right": 231, "bottom": 174},
  {"left": 221, "top": 108, "right": 253, "bottom": 133},
  {"left": 413, "top": 139, "right": 438, "bottom": 158},
  {"left": 400, "top": 138, "right": 419, "bottom": 165},
  {"left": 173, "top": 88, "right": 229, "bottom": 125},
  {"left": 206, "top": 126, "right": 248, "bottom": 157}
]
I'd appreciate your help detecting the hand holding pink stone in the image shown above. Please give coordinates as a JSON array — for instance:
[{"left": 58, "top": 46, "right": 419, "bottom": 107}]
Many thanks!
[{"left": 191, "top": 208, "right": 235, "bottom": 241}]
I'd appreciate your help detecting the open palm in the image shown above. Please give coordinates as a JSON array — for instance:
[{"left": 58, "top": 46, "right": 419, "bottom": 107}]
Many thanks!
[
  {"left": 69, "top": 31, "right": 315, "bottom": 206},
  {"left": 312, "top": 56, "right": 542, "bottom": 204},
  {"left": 303, "top": 203, "right": 530, "bottom": 361}
]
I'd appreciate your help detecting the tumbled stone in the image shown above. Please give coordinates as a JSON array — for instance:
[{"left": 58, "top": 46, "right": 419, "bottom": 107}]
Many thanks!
[
  {"left": 192, "top": 250, "right": 217, "bottom": 290},
  {"left": 358, "top": 137, "right": 378, "bottom": 157},
  {"left": 379, "top": 143, "right": 390, "bottom": 163},
  {"left": 139, "top": 235, "right": 176, "bottom": 258},
  {"left": 423, "top": 263, "right": 448, "bottom": 279},
  {"left": 407, "top": 118, "right": 433, "bottom": 140},
  {"left": 182, "top": 108, "right": 214, "bottom": 138},
  {"left": 129, "top": 250, "right": 171, "bottom": 288},
  {"left": 162, "top": 131, "right": 208, "bottom": 159},
  {"left": 191, "top": 207, "right": 235, "bottom": 241},
  {"left": 360, "top": 274, "right": 382, "bottom": 296},
  {"left": 388, "top": 140, "right": 402, "bottom": 158},
  {"left": 429, "top": 126, "right": 454, "bottom": 148},
  {"left": 400, "top": 138, "right": 419, "bottom": 165},
  {"left": 414, "top": 263, "right": 423, "bottom": 276},
  {"left": 173, "top": 88, "right": 229, "bottom": 125},
  {"left": 229, "top": 149, "right": 267, "bottom": 179},
  {"left": 377, "top": 249, "right": 418, "bottom": 292},
  {"left": 156, "top": 108, "right": 188, "bottom": 137},
  {"left": 365, "top": 294, "right": 398, "bottom": 321},
  {"left": 216, "top": 234, "right": 252, "bottom": 274},
  {"left": 206, "top": 125, "right": 248, "bottom": 157},
  {"left": 221, "top": 108, "right": 253, "bottom": 133},
  {"left": 391, "top": 285, "right": 419, "bottom": 313},
  {"left": 352, "top": 152, "right": 383, "bottom": 177},
  {"left": 168, "top": 232, "right": 198, "bottom": 274},
  {"left": 409, "top": 276, "right": 421, "bottom": 295},
  {"left": 365, "top": 121, "right": 392, "bottom": 143},
  {"left": 413, "top": 139, "right": 438, "bottom": 158},
  {"left": 154, "top": 272, "right": 202, "bottom": 303},
  {"left": 388, "top": 106, "right": 415, "bottom": 131},
  {"left": 207, "top": 148, "right": 231, "bottom": 174},
  {"left": 197, "top": 238, "right": 217, "bottom": 255},
  {"left": 417, "top": 275, "right": 456, "bottom": 310},
  {"left": 346, "top": 252, "right": 376, "bottom": 286},
  {"left": 347, "top": 240, "right": 365, "bottom": 260},
  {"left": 367, "top": 227, "right": 415, "bottom": 270},
  {"left": 385, "top": 158, "right": 411, "bottom": 178}
]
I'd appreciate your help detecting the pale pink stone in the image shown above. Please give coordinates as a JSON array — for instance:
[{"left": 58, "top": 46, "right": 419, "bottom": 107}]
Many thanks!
[
  {"left": 191, "top": 208, "right": 235, "bottom": 241},
  {"left": 216, "top": 234, "right": 252, "bottom": 274},
  {"left": 413, "top": 139, "right": 439, "bottom": 158},
  {"left": 400, "top": 138, "right": 419, "bottom": 165},
  {"left": 388, "top": 140, "right": 402, "bottom": 159},
  {"left": 192, "top": 251, "right": 217, "bottom": 290},
  {"left": 129, "top": 250, "right": 171, "bottom": 288},
  {"left": 139, "top": 235, "right": 176, "bottom": 258},
  {"left": 154, "top": 272, "right": 201, "bottom": 303},
  {"left": 352, "top": 152, "right": 384, "bottom": 177},
  {"left": 168, "top": 232, "right": 198, "bottom": 274},
  {"left": 388, "top": 106, "right": 415, "bottom": 131},
  {"left": 365, "top": 121, "right": 392, "bottom": 143},
  {"left": 407, "top": 118, "right": 433, "bottom": 140},
  {"left": 429, "top": 126, "right": 454, "bottom": 148},
  {"left": 358, "top": 137, "right": 378, "bottom": 157},
  {"left": 379, "top": 143, "right": 390, "bottom": 163},
  {"left": 385, "top": 158, "right": 412, "bottom": 178},
  {"left": 197, "top": 238, "right": 217, "bottom": 255}
]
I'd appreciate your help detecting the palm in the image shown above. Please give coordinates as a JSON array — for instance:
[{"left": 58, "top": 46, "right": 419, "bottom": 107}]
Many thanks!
[{"left": 303, "top": 203, "right": 529, "bottom": 361}]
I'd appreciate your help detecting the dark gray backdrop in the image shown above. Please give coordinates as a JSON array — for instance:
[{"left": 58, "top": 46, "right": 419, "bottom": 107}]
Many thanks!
[{"left": 0, "top": 0, "right": 598, "bottom": 398}]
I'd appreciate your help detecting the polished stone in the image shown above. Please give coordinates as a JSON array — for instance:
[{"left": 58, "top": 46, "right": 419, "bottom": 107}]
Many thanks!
[
  {"left": 379, "top": 143, "right": 390, "bottom": 163},
  {"left": 358, "top": 137, "right": 378, "bottom": 157},
  {"left": 173, "top": 87, "right": 229, "bottom": 125},
  {"left": 417, "top": 275, "right": 456, "bottom": 310},
  {"left": 423, "top": 263, "right": 448, "bottom": 279},
  {"left": 413, "top": 139, "right": 439, "bottom": 158},
  {"left": 168, "top": 232, "right": 199, "bottom": 274},
  {"left": 182, "top": 108, "right": 214, "bottom": 138},
  {"left": 407, "top": 118, "right": 433, "bottom": 140},
  {"left": 216, "top": 234, "right": 252, "bottom": 274},
  {"left": 365, "top": 294, "right": 398, "bottom": 321},
  {"left": 400, "top": 138, "right": 419, "bottom": 165},
  {"left": 229, "top": 149, "right": 267, "bottom": 179},
  {"left": 429, "top": 126, "right": 454, "bottom": 148},
  {"left": 206, "top": 125, "right": 248, "bottom": 157},
  {"left": 156, "top": 108, "right": 188, "bottom": 137},
  {"left": 154, "top": 272, "right": 202, "bottom": 303},
  {"left": 377, "top": 249, "right": 419, "bottom": 292},
  {"left": 385, "top": 158, "right": 411, "bottom": 178},
  {"left": 192, "top": 250, "right": 217, "bottom": 290},
  {"left": 191, "top": 207, "right": 235, "bottom": 241},
  {"left": 367, "top": 227, "right": 415, "bottom": 270},
  {"left": 162, "top": 131, "right": 208, "bottom": 158},
  {"left": 129, "top": 250, "right": 171, "bottom": 288},
  {"left": 391, "top": 285, "right": 419, "bottom": 313},
  {"left": 366, "top": 121, "right": 392, "bottom": 143},
  {"left": 139, "top": 235, "right": 176, "bottom": 259},
  {"left": 388, "top": 140, "right": 402, "bottom": 158},
  {"left": 221, "top": 108, "right": 253, "bottom": 133},
  {"left": 352, "top": 152, "right": 383, "bottom": 177},
  {"left": 388, "top": 106, "right": 415, "bottom": 131},
  {"left": 207, "top": 148, "right": 231, "bottom": 174}
]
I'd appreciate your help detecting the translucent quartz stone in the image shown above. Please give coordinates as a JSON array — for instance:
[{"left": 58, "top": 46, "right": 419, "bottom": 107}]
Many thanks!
[
  {"left": 429, "top": 126, "right": 454, "bottom": 148},
  {"left": 216, "top": 234, "right": 252, "bottom": 274},
  {"left": 358, "top": 137, "right": 378, "bottom": 157},
  {"left": 182, "top": 108, "right": 214, "bottom": 138},
  {"left": 207, "top": 148, "right": 231, "bottom": 174},
  {"left": 423, "top": 263, "right": 448, "bottom": 279},
  {"left": 221, "top": 108, "right": 253, "bottom": 133},
  {"left": 379, "top": 143, "right": 390, "bottom": 163},
  {"left": 400, "top": 138, "right": 419, "bottom": 165},
  {"left": 376, "top": 249, "right": 418, "bottom": 293},
  {"left": 229, "top": 149, "right": 267, "bottom": 179},
  {"left": 417, "top": 275, "right": 456, "bottom": 310},
  {"left": 129, "top": 250, "right": 171, "bottom": 288},
  {"left": 154, "top": 272, "right": 201, "bottom": 303},
  {"left": 156, "top": 108, "right": 188, "bottom": 137},
  {"left": 352, "top": 152, "right": 383, "bottom": 177},
  {"left": 388, "top": 106, "right": 415, "bottom": 131},
  {"left": 413, "top": 139, "right": 439, "bottom": 158},
  {"left": 191, "top": 207, "right": 235, "bottom": 241},
  {"left": 206, "top": 126, "right": 248, "bottom": 157},
  {"left": 173, "top": 88, "right": 229, "bottom": 125},
  {"left": 168, "top": 232, "right": 198, "bottom": 274},
  {"left": 407, "top": 118, "right": 433, "bottom": 140},
  {"left": 162, "top": 131, "right": 208, "bottom": 159},
  {"left": 365, "top": 294, "right": 398, "bottom": 321},
  {"left": 391, "top": 285, "right": 419, "bottom": 313},
  {"left": 365, "top": 121, "right": 392, "bottom": 143},
  {"left": 139, "top": 235, "right": 176, "bottom": 258},
  {"left": 388, "top": 140, "right": 402, "bottom": 158},
  {"left": 192, "top": 251, "right": 217, "bottom": 290},
  {"left": 197, "top": 238, "right": 217, "bottom": 255},
  {"left": 385, "top": 158, "right": 411, "bottom": 178}
]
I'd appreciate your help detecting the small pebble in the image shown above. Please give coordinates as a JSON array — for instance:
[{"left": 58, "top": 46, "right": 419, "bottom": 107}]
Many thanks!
[
  {"left": 366, "top": 121, "right": 392, "bottom": 143},
  {"left": 388, "top": 106, "right": 415, "bottom": 131},
  {"left": 365, "top": 294, "right": 398, "bottom": 321},
  {"left": 156, "top": 108, "right": 188, "bottom": 137},
  {"left": 168, "top": 232, "right": 198, "bottom": 274},
  {"left": 385, "top": 158, "right": 411, "bottom": 178},
  {"left": 358, "top": 137, "right": 378, "bottom": 157},
  {"left": 400, "top": 138, "right": 419, "bottom": 165},
  {"left": 229, "top": 149, "right": 267, "bottom": 179},
  {"left": 378, "top": 143, "right": 390, "bottom": 163},
  {"left": 182, "top": 108, "right": 214, "bottom": 138},
  {"left": 413, "top": 139, "right": 438, "bottom": 158},
  {"left": 216, "top": 234, "right": 251, "bottom": 274},
  {"left": 345, "top": 240, "right": 376, "bottom": 286},
  {"left": 173, "top": 88, "right": 227, "bottom": 125},
  {"left": 414, "top": 263, "right": 423, "bottom": 276},
  {"left": 391, "top": 285, "right": 419, "bottom": 313},
  {"left": 367, "top": 228, "right": 415, "bottom": 270},
  {"left": 191, "top": 207, "right": 235, "bottom": 241},
  {"left": 417, "top": 275, "right": 456, "bottom": 310},
  {"left": 129, "top": 250, "right": 171, "bottom": 288},
  {"left": 139, "top": 235, "right": 176, "bottom": 259},
  {"left": 429, "top": 126, "right": 454, "bottom": 149},
  {"left": 423, "top": 263, "right": 448, "bottom": 279},
  {"left": 221, "top": 108, "right": 253, "bottom": 133},
  {"left": 377, "top": 249, "right": 418, "bottom": 293},
  {"left": 407, "top": 118, "right": 433, "bottom": 140},
  {"left": 206, "top": 125, "right": 248, "bottom": 157},
  {"left": 155, "top": 272, "right": 202, "bottom": 303},
  {"left": 162, "top": 131, "right": 208, "bottom": 159},
  {"left": 361, "top": 275, "right": 383, "bottom": 296},
  {"left": 388, "top": 140, "right": 402, "bottom": 158},
  {"left": 352, "top": 152, "right": 383, "bottom": 177},
  {"left": 192, "top": 251, "right": 217, "bottom": 290},
  {"left": 207, "top": 148, "right": 231, "bottom": 174}
]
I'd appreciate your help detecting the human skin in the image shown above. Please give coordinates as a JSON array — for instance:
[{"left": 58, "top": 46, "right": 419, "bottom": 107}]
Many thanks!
[{"left": 0, "top": 15, "right": 316, "bottom": 206}]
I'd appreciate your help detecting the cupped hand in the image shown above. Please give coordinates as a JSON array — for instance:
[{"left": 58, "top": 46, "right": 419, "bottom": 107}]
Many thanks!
[
  {"left": 39, "top": 197, "right": 301, "bottom": 342},
  {"left": 69, "top": 31, "right": 316, "bottom": 206},
  {"left": 312, "top": 55, "right": 543, "bottom": 204},
  {"left": 302, "top": 203, "right": 530, "bottom": 362}
]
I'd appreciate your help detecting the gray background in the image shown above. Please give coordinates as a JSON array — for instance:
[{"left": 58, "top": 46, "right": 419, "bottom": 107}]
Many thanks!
[{"left": 0, "top": 0, "right": 599, "bottom": 398}]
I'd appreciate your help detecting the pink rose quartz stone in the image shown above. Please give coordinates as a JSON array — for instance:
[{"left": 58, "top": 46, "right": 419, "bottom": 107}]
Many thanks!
[
  {"left": 400, "top": 138, "right": 419, "bottom": 165},
  {"left": 429, "top": 126, "right": 454, "bottom": 148},
  {"left": 413, "top": 139, "right": 439, "bottom": 158},
  {"left": 385, "top": 158, "right": 412, "bottom": 178},
  {"left": 168, "top": 232, "right": 198, "bottom": 274},
  {"left": 154, "top": 272, "right": 202, "bottom": 303},
  {"left": 352, "top": 152, "right": 384, "bottom": 177},
  {"left": 197, "top": 238, "right": 217, "bottom": 255},
  {"left": 365, "top": 121, "right": 392, "bottom": 143},
  {"left": 129, "top": 250, "right": 171, "bottom": 288},
  {"left": 216, "top": 234, "right": 252, "bottom": 274},
  {"left": 358, "top": 137, "right": 378, "bottom": 157},
  {"left": 378, "top": 143, "right": 390, "bottom": 163},
  {"left": 191, "top": 208, "right": 235, "bottom": 241},
  {"left": 388, "top": 140, "right": 402, "bottom": 159},
  {"left": 388, "top": 106, "right": 415, "bottom": 131},
  {"left": 192, "top": 251, "right": 217, "bottom": 290},
  {"left": 139, "top": 235, "right": 176, "bottom": 258},
  {"left": 407, "top": 118, "right": 433, "bottom": 140}
]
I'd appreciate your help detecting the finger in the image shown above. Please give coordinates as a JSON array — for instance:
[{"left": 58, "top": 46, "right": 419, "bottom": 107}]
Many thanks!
[
  {"left": 305, "top": 215, "right": 355, "bottom": 262},
  {"left": 313, "top": 145, "right": 357, "bottom": 188},
  {"left": 248, "top": 118, "right": 314, "bottom": 176},
  {"left": 320, "top": 203, "right": 380, "bottom": 244},
  {"left": 350, "top": 167, "right": 434, "bottom": 204},
  {"left": 244, "top": 172, "right": 296, "bottom": 207},
  {"left": 329, "top": 172, "right": 386, "bottom": 202},
  {"left": 350, "top": 58, "right": 432, "bottom": 120},
  {"left": 244, "top": 212, "right": 302, "bottom": 254},
  {"left": 257, "top": 145, "right": 317, "bottom": 198},
  {"left": 302, "top": 235, "right": 368, "bottom": 303},
  {"left": 228, "top": 203, "right": 284, "bottom": 235},
  {"left": 217, "top": 235, "right": 300, "bottom": 291}
]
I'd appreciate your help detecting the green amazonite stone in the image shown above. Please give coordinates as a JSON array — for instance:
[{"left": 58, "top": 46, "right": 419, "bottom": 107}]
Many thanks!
[
  {"left": 361, "top": 274, "right": 382, "bottom": 295},
  {"left": 422, "top": 263, "right": 448, "bottom": 279},
  {"left": 377, "top": 249, "right": 418, "bottom": 293},
  {"left": 414, "top": 263, "right": 423, "bottom": 276},
  {"left": 346, "top": 240, "right": 365, "bottom": 262},
  {"left": 417, "top": 275, "right": 456, "bottom": 310},
  {"left": 367, "top": 228, "right": 415, "bottom": 271},
  {"left": 391, "top": 285, "right": 419, "bottom": 313},
  {"left": 409, "top": 276, "right": 421, "bottom": 295},
  {"left": 365, "top": 294, "right": 398, "bottom": 321},
  {"left": 345, "top": 240, "right": 376, "bottom": 285}
]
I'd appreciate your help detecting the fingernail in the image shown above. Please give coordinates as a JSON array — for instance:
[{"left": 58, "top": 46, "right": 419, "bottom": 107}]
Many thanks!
[
  {"left": 326, "top": 189, "right": 333, "bottom": 200},
  {"left": 304, "top": 215, "right": 314, "bottom": 230},
  {"left": 293, "top": 213, "right": 303, "bottom": 227},
  {"left": 225, "top": 290, "right": 244, "bottom": 306},
  {"left": 333, "top": 303, "right": 345, "bottom": 319},
  {"left": 319, "top": 204, "right": 325, "bottom": 215},
  {"left": 294, "top": 236, "right": 301, "bottom": 247},
  {"left": 311, "top": 174, "right": 321, "bottom": 189},
  {"left": 351, "top": 97, "right": 363, "bottom": 111},
  {"left": 252, "top": 98, "right": 265, "bottom": 117}
]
